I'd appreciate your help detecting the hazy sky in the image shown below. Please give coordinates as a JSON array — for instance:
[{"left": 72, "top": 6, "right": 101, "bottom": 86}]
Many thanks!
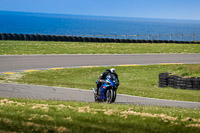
[{"left": 0, "top": 0, "right": 200, "bottom": 20}]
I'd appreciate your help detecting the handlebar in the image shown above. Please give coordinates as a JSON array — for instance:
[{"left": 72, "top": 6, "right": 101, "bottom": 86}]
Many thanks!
[{"left": 99, "top": 79, "right": 106, "bottom": 82}]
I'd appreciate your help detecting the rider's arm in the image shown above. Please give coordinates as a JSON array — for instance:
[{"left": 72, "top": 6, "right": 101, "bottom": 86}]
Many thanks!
[
  {"left": 115, "top": 73, "right": 119, "bottom": 82},
  {"left": 98, "top": 72, "right": 108, "bottom": 82},
  {"left": 98, "top": 72, "right": 105, "bottom": 81}
]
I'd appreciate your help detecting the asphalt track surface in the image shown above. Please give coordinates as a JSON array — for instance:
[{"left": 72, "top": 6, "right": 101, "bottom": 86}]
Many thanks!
[
  {"left": 0, "top": 54, "right": 200, "bottom": 108},
  {"left": 1, "top": 54, "right": 200, "bottom": 72}
]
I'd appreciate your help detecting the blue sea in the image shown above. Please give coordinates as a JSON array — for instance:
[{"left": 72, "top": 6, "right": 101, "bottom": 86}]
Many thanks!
[{"left": 1, "top": 11, "right": 200, "bottom": 41}]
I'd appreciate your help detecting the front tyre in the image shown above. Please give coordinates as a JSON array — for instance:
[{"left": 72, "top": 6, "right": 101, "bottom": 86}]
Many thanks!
[
  {"left": 111, "top": 90, "right": 116, "bottom": 103},
  {"left": 92, "top": 87, "right": 98, "bottom": 102},
  {"left": 106, "top": 89, "right": 114, "bottom": 103}
]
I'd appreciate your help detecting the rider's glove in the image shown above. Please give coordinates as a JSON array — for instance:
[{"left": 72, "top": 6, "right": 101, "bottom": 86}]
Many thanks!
[{"left": 100, "top": 79, "right": 105, "bottom": 83}]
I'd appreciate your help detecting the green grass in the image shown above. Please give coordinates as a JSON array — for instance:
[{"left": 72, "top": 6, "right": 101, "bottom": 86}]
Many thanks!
[
  {"left": 1, "top": 64, "right": 200, "bottom": 102},
  {"left": 0, "top": 40, "right": 200, "bottom": 55},
  {"left": 0, "top": 97, "right": 199, "bottom": 133}
]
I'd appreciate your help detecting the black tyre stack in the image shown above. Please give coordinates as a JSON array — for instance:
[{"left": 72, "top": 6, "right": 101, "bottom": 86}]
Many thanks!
[
  {"left": 83, "top": 37, "right": 90, "bottom": 42},
  {"left": 185, "top": 78, "right": 193, "bottom": 90},
  {"left": 176, "top": 76, "right": 184, "bottom": 89},
  {"left": 173, "top": 75, "right": 180, "bottom": 89},
  {"left": 1, "top": 33, "right": 200, "bottom": 44},
  {"left": 179, "top": 78, "right": 187, "bottom": 89},
  {"left": 193, "top": 78, "right": 200, "bottom": 90},
  {"left": 18, "top": 34, "right": 25, "bottom": 40},
  {"left": 158, "top": 73, "right": 200, "bottom": 90},
  {"left": 35, "top": 34, "right": 42, "bottom": 41},
  {"left": 40, "top": 35, "right": 47, "bottom": 41},
  {"left": 1, "top": 33, "right": 8, "bottom": 40},
  {"left": 168, "top": 74, "right": 175, "bottom": 88},
  {"left": 159, "top": 72, "right": 171, "bottom": 87}
]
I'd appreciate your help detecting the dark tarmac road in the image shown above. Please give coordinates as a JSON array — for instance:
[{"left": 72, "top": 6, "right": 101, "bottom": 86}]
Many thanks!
[
  {"left": 0, "top": 54, "right": 200, "bottom": 72},
  {"left": 0, "top": 83, "right": 200, "bottom": 108}
]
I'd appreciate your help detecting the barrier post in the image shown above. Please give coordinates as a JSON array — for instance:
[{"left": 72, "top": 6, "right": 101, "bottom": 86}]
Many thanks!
[
  {"left": 158, "top": 34, "right": 160, "bottom": 40},
  {"left": 192, "top": 34, "right": 195, "bottom": 41},
  {"left": 181, "top": 34, "right": 183, "bottom": 41},
  {"left": 169, "top": 34, "right": 172, "bottom": 40},
  {"left": 148, "top": 35, "right": 150, "bottom": 40}
]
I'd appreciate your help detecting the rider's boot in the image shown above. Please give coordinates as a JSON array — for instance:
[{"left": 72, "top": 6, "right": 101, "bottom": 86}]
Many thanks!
[
  {"left": 96, "top": 88, "right": 99, "bottom": 95},
  {"left": 92, "top": 87, "right": 97, "bottom": 95}
]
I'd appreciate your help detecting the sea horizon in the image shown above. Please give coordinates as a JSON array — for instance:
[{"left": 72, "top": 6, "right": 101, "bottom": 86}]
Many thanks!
[{"left": 1, "top": 10, "right": 200, "bottom": 41}]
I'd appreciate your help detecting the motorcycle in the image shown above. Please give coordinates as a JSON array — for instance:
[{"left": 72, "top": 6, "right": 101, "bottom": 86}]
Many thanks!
[{"left": 92, "top": 73, "right": 119, "bottom": 103}]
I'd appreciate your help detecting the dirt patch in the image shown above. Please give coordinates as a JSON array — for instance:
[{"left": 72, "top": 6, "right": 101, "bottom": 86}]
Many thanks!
[
  {"left": 32, "top": 104, "right": 49, "bottom": 112},
  {"left": 120, "top": 110, "right": 177, "bottom": 121},
  {"left": 28, "top": 114, "right": 38, "bottom": 121},
  {"left": 78, "top": 106, "right": 91, "bottom": 113},
  {"left": 25, "top": 122, "right": 41, "bottom": 128},
  {"left": 0, "top": 99, "right": 11, "bottom": 105},
  {"left": 0, "top": 130, "right": 16, "bottom": 133},
  {"left": 0, "top": 99, "right": 25, "bottom": 106},
  {"left": 186, "top": 124, "right": 200, "bottom": 128},
  {"left": 182, "top": 117, "right": 200, "bottom": 123},
  {"left": 78, "top": 106, "right": 116, "bottom": 115},
  {"left": 23, "top": 121, "right": 68, "bottom": 133},
  {"left": 65, "top": 117, "right": 72, "bottom": 121},
  {"left": 57, "top": 126, "right": 68, "bottom": 133},
  {"left": 104, "top": 109, "right": 117, "bottom": 116},
  {"left": 58, "top": 104, "right": 66, "bottom": 108},
  {"left": 67, "top": 105, "right": 74, "bottom": 110},
  {"left": 0, "top": 118, "right": 13, "bottom": 124},
  {"left": 93, "top": 109, "right": 107, "bottom": 112}
]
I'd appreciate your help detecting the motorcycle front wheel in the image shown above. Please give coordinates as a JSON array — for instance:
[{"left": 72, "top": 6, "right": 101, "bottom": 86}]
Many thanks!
[
  {"left": 111, "top": 90, "right": 116, "bottom": 103},
  {"left": 106, "top": 89, "right": 114, "bottom": 103}
]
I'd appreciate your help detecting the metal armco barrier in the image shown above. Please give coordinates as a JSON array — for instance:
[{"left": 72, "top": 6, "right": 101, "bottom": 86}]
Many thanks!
[
  {"left": 0, "top": 33, "right": 200, "bottom": 44},
  {"left": 159, "top": 73, "right": 200, "bottom": 90}
]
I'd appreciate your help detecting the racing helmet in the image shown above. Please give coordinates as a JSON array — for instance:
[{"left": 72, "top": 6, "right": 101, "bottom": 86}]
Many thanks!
[{"left": 110, "top": 68, "right": 116, "bottom": 73}]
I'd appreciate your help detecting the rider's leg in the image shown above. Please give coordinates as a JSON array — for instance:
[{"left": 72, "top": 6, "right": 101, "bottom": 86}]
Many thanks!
[{"left": 96, "top": 82, "right": 101, "bottom": 94}]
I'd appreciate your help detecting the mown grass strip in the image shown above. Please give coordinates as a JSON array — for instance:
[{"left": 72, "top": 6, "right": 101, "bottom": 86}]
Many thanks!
[
  {"left": 1, "top": 64, "right": 200, "bottom": 102},
  {"left": 0, "top": 97, "right": 199, "bottom": 133},
  {"left": 0, "top": 40, "right": 200, "bottom": 55}
]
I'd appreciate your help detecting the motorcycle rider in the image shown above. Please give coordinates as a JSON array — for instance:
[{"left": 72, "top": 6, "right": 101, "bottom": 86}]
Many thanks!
[{"left": 95, "top": 68, "right": 119, "bottom": 94}]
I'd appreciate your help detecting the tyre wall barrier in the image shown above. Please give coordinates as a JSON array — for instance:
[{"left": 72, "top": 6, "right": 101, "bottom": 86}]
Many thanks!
[
  {"left": 40, "top": 35, "right": 47, "bottom": 41},
  {"left": 0, "top": 33, "right": 200, "bottom": 44},
  {"left": 159, "top": 73, "right": 200, "bottom": 90},
  {"left": 18, "top": 34, "right": 25, "bottom": 40},
  {"left": 1, "top": 33, "right": 8, "bottom": 40},
  {"left": 92, "top": 38, "right": 99, "bottom": 42}
]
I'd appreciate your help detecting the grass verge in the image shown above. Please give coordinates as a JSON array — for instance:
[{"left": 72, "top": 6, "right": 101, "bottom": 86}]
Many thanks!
[
  {"left": 0, "top": 97, "right": 200, "bottom": 133},
  {"left": 1, "top": 64, "right": 200, "bottom": 102},
  {"left": 0, "top": 40, "right": 200, "bottom": 55}
]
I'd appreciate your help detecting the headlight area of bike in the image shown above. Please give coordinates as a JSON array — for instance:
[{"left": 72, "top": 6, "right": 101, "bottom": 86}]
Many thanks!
[
  {"left": 106, "top": 79, "right": 118, "bottom": 87},
  {"left": 106, "top": 79, "right": 112, "bottom": 85}
]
